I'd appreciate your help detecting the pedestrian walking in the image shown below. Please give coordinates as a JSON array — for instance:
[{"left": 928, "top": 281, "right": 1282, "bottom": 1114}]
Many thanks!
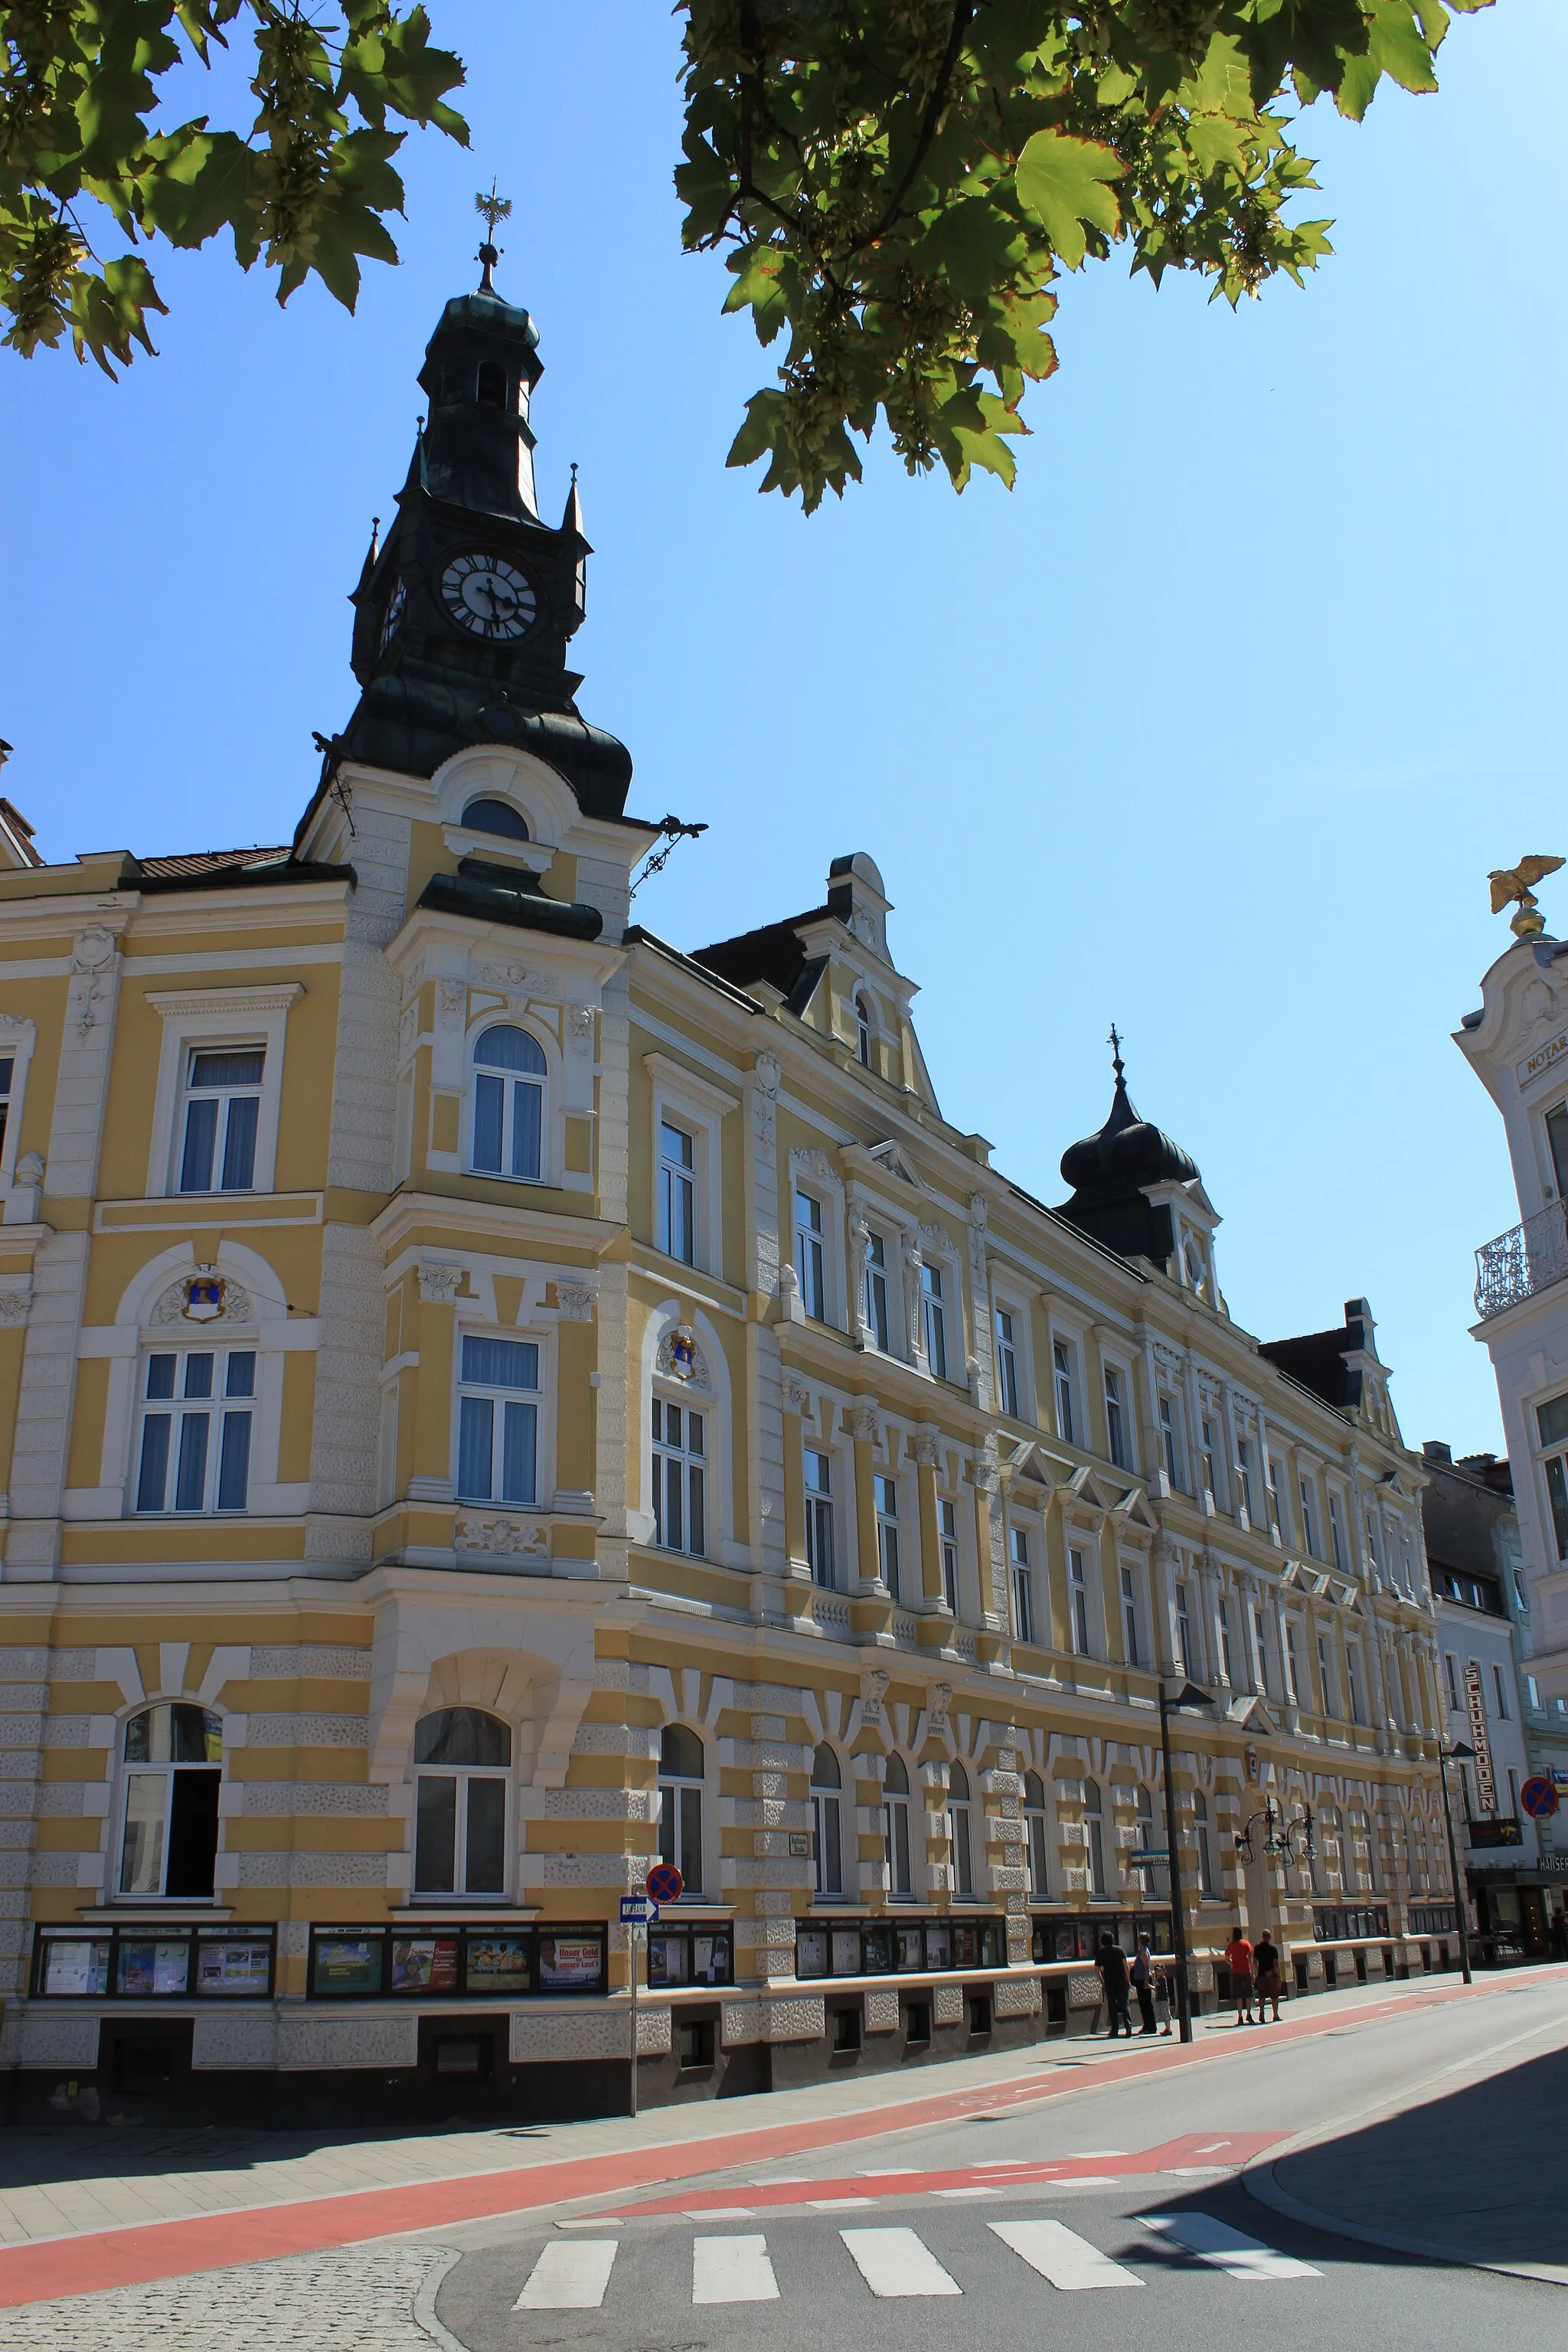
[
  {"left": 1130, "top": 1936, "right": 1158, "bottom": 2034},
  {"left": 1154, "top": 1964, "right": 1174, "bottom": 2036},
  {"left": 1222, "top": 1923, "right": 1256, "bottom": 2025},
  {"left": 1096, "top": 1932, "right": 1134, "bottom": 2037},
  {"left": 1254, "top": 1929, "right": 1284, "bottom": 2021}
]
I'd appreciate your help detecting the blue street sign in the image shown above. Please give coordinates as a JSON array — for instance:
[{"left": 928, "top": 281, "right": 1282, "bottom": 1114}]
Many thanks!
[{"left": 619, "top": 1895, "right": 658, "bottom": 1924}]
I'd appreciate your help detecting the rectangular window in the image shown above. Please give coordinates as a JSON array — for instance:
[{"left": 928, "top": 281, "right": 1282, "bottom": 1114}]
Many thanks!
[
  {"left": 1102, "top": 1365, "right": 1129, "bottom": 1470},
  {"left": 178, "top": 1046, "right": 264, "bottom": 1194},
  {"left": 456, "top": 1334, "right": 539, "bottom": 1505},
  {"left": 135, "top": 1348, "right": 255, "bottom": 1514},
  {"left": 1540, "top": 1404, "right": 1568, "bottom": 1558},
  {"left": 658, "top": 1119, "right": 695, "bottom": 1263},
  {"left": 1237, "top": 1439, "right": 1255, "bottom": 1522},
  {"left": 864, "top": 1230, "right": 890, "bottom": 1352},
  {"left": 1298, "top": 1476, "right": 1318, "bottom": 1558},
  {"left": 921, "top": 1262, "right": 948, "bottom": 1380},
  {"left": 1201, "top": 1419, "right": 1217, "bottom": 1499},
  {"left": 1176, "top": 1583, "right": 1192, "bottom": 1675},
  {"left": 1492, "top": 1661, "right": 1510, "bottom": 1720},
  {"left": 995, "top": 1307, "right": 1020, "bottom": 1419},
  {"left": 1053, "top": 1340, "right": 1075, "bottom": 1444},
  {"left": 1119, "top": 1563, "right": 1139, "bottom": 1665},
  {"left": 1442, "top": 1652, "right": 1459, "bottom": 1707},
  {"left": 1318, "top": 1633, "right": 1334, "bottom": 1715},
  {"left": 1364, "top": 1508, "right": 1382, "bottom": 1569},
  {"left": 651, "top": 1396, "right": 705, "bottom": 1557},
  {"left": 1159, "top": 1396, "right": 1183, "bottom": 1488},
  {"left": 795, "top": 1189, "right": 827, "bottom": 1320},
  {"left": 875, "top": 1475, "right": 901, "bottom": 1601},
  {"left": 0, "top": 1053, "right": 11, "bottom": 1163},
  {"left": 1547, "top": 1101, "right": 1568, "bottom": 1198},
  {"left": 1067, "top": 1546, "right": 1089, "bottom": 1655},
  {"left": 1285, "top": 1620, "right": 1302, "bottom": 1704},
  {"left": 939, "top": 1496, "right": 959, "bottom": 1613},
  {"left": 1347, "top": 1646, "right": 1365, "bottom": 1726},
  {"left": 1328, "top": 1493, "right": 1348, "bottom": 1573},
  {"left": 1010, "top": 1527, "right": 1034, "bottom": 1645},
  {"left": 805, "top": 1448, "right": 835, "bottom": 1586},
  {"left": 1252, "top": 1603, "right": 1270, "bottom": 1696},
  {"left": 1266, "top": 1459, "right": 1282, "bottom": 1537},
  {"left": 1220, "top": 1600, "right": 1234, "bottom": 1685}
]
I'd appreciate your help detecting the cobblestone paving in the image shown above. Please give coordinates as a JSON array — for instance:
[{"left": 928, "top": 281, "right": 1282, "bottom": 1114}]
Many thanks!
[{"left": 5, "top": 2241, "right": 459, "bottom": 2349}]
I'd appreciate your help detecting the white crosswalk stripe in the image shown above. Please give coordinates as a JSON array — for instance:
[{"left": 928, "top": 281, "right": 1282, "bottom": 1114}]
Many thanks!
[
  {"left": 692, "top": 2234, "right": 779, "bottom": 2304},
  {"left": 514, "top": 2239, "right": 620, "bottom": 2308},
  {"left": 989, "top": 2218, "right": 1145, "bottom": 2290},
  {"left": 1138, "top": 2212, "right": 1322, "bottom": 2278},
  {"left": 841, "top": 2226, "right": 964, "bottom": 2296}
]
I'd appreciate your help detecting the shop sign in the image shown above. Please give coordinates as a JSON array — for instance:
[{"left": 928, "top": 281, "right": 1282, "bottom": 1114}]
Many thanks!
[{"left": 1463, "top": 1661, "right": 1498, "bottom": 1813}]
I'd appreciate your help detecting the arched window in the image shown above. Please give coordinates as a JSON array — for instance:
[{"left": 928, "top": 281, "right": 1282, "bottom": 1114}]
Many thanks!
[
  {"left": 854, "top": 995, "right": 873, "bottom": 1068},
  {"left": 1083, "top": 1777, "right": 1109, "bottom": 1900},
  {"left": 462, "top": 795, "right": 530, "bottom": 841},
  {"left": 811, "top": 1743, "right": 843, "bottom": 1898},
  {"left": 948, "top": 1759, "right": 975, "bottom": 1900},
  {"left": 413, "top": 1707, "right": 511, "bottom": 1896},
  {"left": 1193, "top": 1788, "right": 1217, "bottom": 1897},
  {"left": 475, "top": 359, "right": 508, "bottom": 409},
  {"left": 883, "top": 1753, "right": 913, "bottom": 1898},
  {"left": 658, "top": 1724, "right": 704, "bottom": 1893},
  {"left": 471, "top": 1023, "right": 546, "bottom": 1181},
  {"left": 1024, "top": 1769, "right": 1050, "bottom": 1899},
  {"left": 119, "top": 1704, "right": 223, "bottom": 1898}
]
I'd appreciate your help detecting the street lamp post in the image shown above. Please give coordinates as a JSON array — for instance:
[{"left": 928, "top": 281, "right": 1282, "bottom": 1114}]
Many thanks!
[
  {"left": 1159, "top": 1677, "right": 1214, "bottom": 2045},
  {"left": 1436, "top": 1740, "right": 1476, "bottom": 1986}
]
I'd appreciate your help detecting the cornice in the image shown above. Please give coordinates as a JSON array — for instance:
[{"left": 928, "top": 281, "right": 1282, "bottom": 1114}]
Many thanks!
[{"left": 371, "top": 1188, "right": 623, "bottom": 1259}]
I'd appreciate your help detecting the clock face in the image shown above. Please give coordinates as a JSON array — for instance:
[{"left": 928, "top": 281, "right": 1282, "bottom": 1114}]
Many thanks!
[
  {"left": 379, "top": 578, "right": 406, "bottom": 650},
  {"left": 440, "top": 550, "right": 537, "bottom": 641}
]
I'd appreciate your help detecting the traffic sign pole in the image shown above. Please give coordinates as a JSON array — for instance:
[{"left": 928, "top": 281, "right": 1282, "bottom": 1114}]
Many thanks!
[{"left": 629, "top": 1915, "right": 639, "bottom": 2121}]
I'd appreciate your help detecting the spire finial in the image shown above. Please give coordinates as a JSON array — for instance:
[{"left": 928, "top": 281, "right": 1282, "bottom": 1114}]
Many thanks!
[
  {"left": 570, "top": 459, "right": 578, "bottom": 484},
  {"left": 1109, "top": 1022, "right": 1125, "bottom": 1086},
  {"left": 475, "top": 181, "right": 512, "bottom": 294}
]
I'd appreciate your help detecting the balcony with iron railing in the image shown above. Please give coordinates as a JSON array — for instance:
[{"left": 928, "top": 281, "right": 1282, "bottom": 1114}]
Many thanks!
[{"left": 1475, "top": 1197, "right": 1568, "bottom": 1319}]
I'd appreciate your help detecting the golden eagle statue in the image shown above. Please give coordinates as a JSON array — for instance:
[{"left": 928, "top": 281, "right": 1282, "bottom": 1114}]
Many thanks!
[{"left": 1489, "top": 856, "right": 1565, "bottom": 939}]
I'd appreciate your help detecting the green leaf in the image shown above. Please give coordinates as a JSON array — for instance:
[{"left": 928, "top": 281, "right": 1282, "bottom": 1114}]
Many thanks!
[
  {"left": 1014, "top": 130, "right": 1124, "bottom": 270},
  {"left": 1337, "top": 0, "right": 1442, "bottom": 119}
]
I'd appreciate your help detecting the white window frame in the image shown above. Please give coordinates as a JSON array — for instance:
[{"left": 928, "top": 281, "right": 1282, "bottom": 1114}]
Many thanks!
[
  {"left": 1192, "top": 1788, "right": 1217, "bottom": 1896},
  {"left": 920, "top": 1258, "right": 950, "bottom": 1382},
  {"left": 1103, "top": 1361, "right": 1132, "bottom": 1470},
  {"left": 1285, "top": 1619, "right": 1302, "bottom": 1704},
  {"left": 938, "top": 1493, "right": 961, "bottom": 1613},
  {"left": 0, "top": 1014, "right": 38, "bottom": 1207},
  {"left": 874, "top": 1471, "right": 903, "bottom": 1601},
  {"left": 811, "top": 1743, "right": 844, "bottom": 1898},
  {"left": 1176, "top": 1580, "right": 1194, "bottom": 1676},
  {"left": 1492, "top": 1661, "right": 1511, "bottom": 1720},
  {"left": 651, "top": 1389, "right": 707, "bottom": 1557},
  {"left": 412, "top": 1710, "right": 512, "bottom": 1900},
  {"left": 805, "top": 1442, "right": 837, "bottom": 1587},
  {"left": 115, "top": 1701, "right": 225, "bottom": 1903},
  {"left": 172, "top": 1042, "right": 268, "bottom": 1197},
  {"left": 645, "top": 1055, "right": 737, "bottom": 1280},
  {"left": 658, "top": 1724, "right": 707, "bottom": 1896},
  {"left": 1010, "top": 1524, "right": 1036, "bottom": 1645},
  {"left": 1052, "top": 1335, "right": 1077, "bottom": 1446},
  {"left": 862, "top": 1221, "right": 895, "bottom": 1354},
  {"left": 1328, "top": 1490, "right": 1348, "bottom": 1573},
  {"left": 788, "top": 1151, "right": 848, "bottom": 1329},
  {"left": 883, "top": 1755, "right": 915, "bottom": 1899},
  {"left": 854, "top": 992, "right": 874, "bottom": 1070},
  {"left": 1298, "top": 1473, "right": 1319, "bottom": 1560},
  {"left": 1159, "top": 1393, "right": 1186, "bottom": 1491},
  {"left": 132, "top": 1340, "right": 257, "bottom": 1517},
  {"left": 994, "top": 1302, "right": 1021, "bottom": 1419},
  {"left": 656, "top": 1116, "right": 697, "bottom": 1264},
  {"left": 1119, "top": 1560, "right": 1142, "bottom": 1667},
  {"left": 1067, "top": 1544, "right": 1093, "bottom": 1657},
  {"left": 794, "top": 1186, "right": 828, "bottom": 1321},
  {"left": 1023, "top": 1771, "right": 1050, "bottom": 1897},
  {"left": 947, "top": 1761, "right": 976, "bottom": 1900},
  {"left": 1083, "top": 1778, "right": 1110, "bottom": 1899},
  {"left": 145, "top": 988, "right": 302, "bottom": 1198},
  {"left": 1236, "top": 1438, "right": 1256, "bottom": 1524},
  {"left": 454, "top": 1329, "right": 547, "bottom": 1508}
]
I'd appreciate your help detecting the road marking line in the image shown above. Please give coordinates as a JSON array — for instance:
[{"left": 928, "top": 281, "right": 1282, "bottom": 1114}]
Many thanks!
[
  {"left": 692, "top": 2233, "right": 779, "bottom": 2304},
  {"left": 808, "top": 2197, "right": 870, "bottom": 2210},
  {"left": 932, "top": 2188, "right": 999, "bottom": 2200},
  {"left": 841, "top": 2227, "right": 963, "bottom": 2296},
  {"left": 990, "top": 2219, "right": 1145, "bottom": 2290},
  {"left": 513, "top": 2239, "right": 619, "bottom": 2308},
  {"left": 555, "top": 2218, "right": 623, "bottom": 2230},
  {"left": 684, "top": 2206, "right": 755, "bottom": 2220},
  {"left": 1139, "top": 2213, "right": 1321, "bottom": 2279}
]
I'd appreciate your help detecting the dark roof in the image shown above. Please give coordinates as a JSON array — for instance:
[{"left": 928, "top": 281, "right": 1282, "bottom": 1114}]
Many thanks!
[
  {"left": 1256, "top": 1302, "right": 1377, "bottom": 1412},
  {"left": 416, "top": 854, "right": 602, "bottom": 941},
  {"left": 125, "top": 848, "right": 355, "bottom": 893},
  {"left": 1053, "top": 1055, "right": 1200, "bottom": 1269},
  {"left": 689, "top": 909, "right": 831, "bottom": 1018}
]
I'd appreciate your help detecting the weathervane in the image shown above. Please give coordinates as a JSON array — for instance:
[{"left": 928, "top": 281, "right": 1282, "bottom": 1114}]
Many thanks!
[
  {"left": 475, "top": 181, "right": 512, "bottom": 294},
  {"left": 1108, "top": 1022, "right": 1125, "bottom": 1086},
  {"left": 1489, "top": 855, "right": 1564, "bottom": 939}
]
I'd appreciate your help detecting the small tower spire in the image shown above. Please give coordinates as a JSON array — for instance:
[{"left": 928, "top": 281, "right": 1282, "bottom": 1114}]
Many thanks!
[
  {"left": 475, "top": 181, "right": 512, "bottom": 295},
  {"left": 1108, "top": 1021, "right": 1126, "bottom": 1089}
]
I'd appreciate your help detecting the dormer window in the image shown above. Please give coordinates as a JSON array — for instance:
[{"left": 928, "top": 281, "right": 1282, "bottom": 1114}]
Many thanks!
[
  {"left": 475, "top": 360, "right": 508, "bottom": 410},
  {"left": 462, "top": 796, "right": 530, "bottom": 842},
  {"left": 855, "top": 995, "right": 873, "bottom": 1068}
]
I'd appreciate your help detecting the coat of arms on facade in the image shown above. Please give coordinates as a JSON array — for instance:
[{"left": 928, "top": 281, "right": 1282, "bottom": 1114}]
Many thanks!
[
  {"left": 182, "top": 1273, "right": 227, "bottom": 1322},
  {"left": 666, "top": 1324, "right": 698, "bottom": 1382}
]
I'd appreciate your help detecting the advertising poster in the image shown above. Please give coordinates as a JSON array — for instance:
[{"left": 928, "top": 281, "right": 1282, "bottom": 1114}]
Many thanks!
[
  {"left": 648, "top": 1933, "right": 686, "bottom": 1987},
  {"left": 795, "top": 1926, "right": 827, "bottom": 1978},
  {"left": 197, "top": 1940, "right": 272, "bottom": 1995},
  {"left": 465, "top": 1936, "right": 531, "bottom": 1993},
  {"left": 831, "top": 1928, "right": 861, "bottom": 1975},
  {"left": 43, "top": 1939, "right": 110, "bottom": 1996},
  {"left": 313, "top": 1936, "right": 383, "bottom": 1994},
  {"left": 538, "top": 1934, "right": 603, "bottom": 1990},
  {"left": 117, "top": 1939, "right": 191, "bottom": 1996},
  {"left": 391, "top": 1939, "right": 459, "bottom": 1993},
  {"left": 691, "top": 1935, "right": 729, "bottom": 1985}
]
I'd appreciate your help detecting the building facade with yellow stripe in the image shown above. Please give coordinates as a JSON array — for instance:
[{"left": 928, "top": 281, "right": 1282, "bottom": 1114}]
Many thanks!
[{"left": 0, "top": 273, "right": 1454, "bottom": 2123}]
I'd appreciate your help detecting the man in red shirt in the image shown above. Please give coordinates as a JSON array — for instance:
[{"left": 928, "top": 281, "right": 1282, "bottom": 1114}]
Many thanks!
[{"left": 1222, "top": 1925, "right": 1256, "bottom": 2026}]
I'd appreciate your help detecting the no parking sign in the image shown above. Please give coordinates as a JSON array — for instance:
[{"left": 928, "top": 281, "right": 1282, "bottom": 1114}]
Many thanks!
[{"left": 1520, "top": 1775, "right": 1559, "bottom": 1819}]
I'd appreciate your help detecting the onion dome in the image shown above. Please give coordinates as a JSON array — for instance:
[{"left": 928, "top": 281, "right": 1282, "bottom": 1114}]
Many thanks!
[{"left": 1055, "top": 1031, "right": 1200, "bottom": 1268}]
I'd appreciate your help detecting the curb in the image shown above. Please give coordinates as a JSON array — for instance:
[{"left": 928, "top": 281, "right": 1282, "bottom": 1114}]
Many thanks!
[{"left": 1243, "top": 2161, "right": 1568, "bottom": 2289}]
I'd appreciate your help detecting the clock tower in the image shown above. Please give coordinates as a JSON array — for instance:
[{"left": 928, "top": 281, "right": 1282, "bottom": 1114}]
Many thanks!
[{"left": 337, "top": 242, "right": 632, "bottom": 818}]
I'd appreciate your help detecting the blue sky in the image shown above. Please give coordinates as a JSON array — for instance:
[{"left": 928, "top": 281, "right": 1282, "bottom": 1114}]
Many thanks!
[{"left": 2, "top": 2, "right": 1563, "bottom": 1455}]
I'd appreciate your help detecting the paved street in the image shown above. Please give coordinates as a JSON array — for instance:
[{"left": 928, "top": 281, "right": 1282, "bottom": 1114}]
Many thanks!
[{"left": 2, "top": 1968, "right": 1565, "bottom": 2344}]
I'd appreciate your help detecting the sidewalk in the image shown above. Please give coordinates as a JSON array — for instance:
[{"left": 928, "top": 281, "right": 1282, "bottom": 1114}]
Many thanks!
[{"left": 0, "top": 1966, "right": 1559, "bottom": 2306}]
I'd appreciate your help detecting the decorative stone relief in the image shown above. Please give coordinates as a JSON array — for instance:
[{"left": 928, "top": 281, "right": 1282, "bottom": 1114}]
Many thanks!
[
  {"left": 783, "top": 1373, "right": 812, "bottom": 1416},
  {"left": 861, "top": 1668, "right": 890, "bottom": 1723},
  {"left": 1154, "top": 1340, "right": 1184, "bottom": 1382},
  {"left": 436, "top": 978, "right": 467, "bottom": 1031},
  {"left": 475, "top": 960, "right": 555, "bottom": 996},
  {"left": 848, "top": 1402, "right": 879, "bottom": 1444},
  {"left": 0, "top": 1282, "right": 32, "bottom": 1326},
  {"left": 911, "top": 1426, "right": 942, "bottom": 1469},
  {"left": 789, "top": 1145, "right": 835, "bottom": 1186},
  {"left": 656, "top": 1326, "right": 710, "bottom": 1387},
  {"left": 417, "top": 1258, "right": 464, "bottom": 1304},
  {"left": 555, "top": 1279, "right": 598, "bottom": 1321},
  {"left": 456, "top": 1514, "right": 549, "bottom": 1557},
  {"left": 149, "top": 1269, "right": 255, "bottom": 1328},
  {"left": 928, "top": 1681, "right": 952, "bottom": 1735},
  {"left": 68, "top": 927, "right": 118, "bottom": 1036},
  {"left": 753, "top": 1052, "right": 779, "bottom": 1145},
  {"left": 567, "top": 1004, "right": 594, "bottom": 1056}
]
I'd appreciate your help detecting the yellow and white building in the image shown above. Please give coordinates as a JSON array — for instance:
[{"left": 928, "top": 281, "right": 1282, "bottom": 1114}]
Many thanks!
[{"left": 0, "top": 270, "right": 1455, "bottom": 2123}]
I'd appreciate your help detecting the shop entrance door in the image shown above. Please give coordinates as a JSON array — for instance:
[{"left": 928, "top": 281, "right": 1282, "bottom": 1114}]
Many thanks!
[{"left": 1520, "top": 1886, "right": 1548, "bottom": 1954}]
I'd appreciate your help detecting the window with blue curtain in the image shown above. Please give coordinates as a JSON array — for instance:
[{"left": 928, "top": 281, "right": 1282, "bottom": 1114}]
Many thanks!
[
  {"left": 470, "top": 1025, "right": 546, "bottom": 1182},
  {"left": 456, "top": 1335, "right": 540, "bottom": 1504}
]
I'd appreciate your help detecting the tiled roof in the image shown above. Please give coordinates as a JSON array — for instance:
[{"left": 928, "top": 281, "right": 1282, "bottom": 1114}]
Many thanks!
[{"left": 134, "top": 848, "right": 293, "bottom": 877}]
